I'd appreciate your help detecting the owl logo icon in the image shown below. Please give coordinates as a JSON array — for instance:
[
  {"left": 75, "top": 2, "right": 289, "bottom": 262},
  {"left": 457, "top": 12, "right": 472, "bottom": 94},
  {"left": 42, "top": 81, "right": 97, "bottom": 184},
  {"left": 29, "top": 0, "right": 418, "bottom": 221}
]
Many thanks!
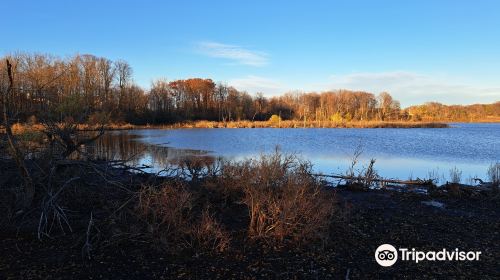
[{"left": 375, "top": 244, "right": 398, "bottom": 267}]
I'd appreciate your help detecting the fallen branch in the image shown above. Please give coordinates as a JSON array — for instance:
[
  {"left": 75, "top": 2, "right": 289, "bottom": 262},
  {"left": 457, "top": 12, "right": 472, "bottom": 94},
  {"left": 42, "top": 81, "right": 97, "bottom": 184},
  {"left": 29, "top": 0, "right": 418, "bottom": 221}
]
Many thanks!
[
  {"left": 311, "top": 173, "right": 434, "bottom": 186},
  {"left": 313, "top": 172, "right": 497, "bottom": 194}
]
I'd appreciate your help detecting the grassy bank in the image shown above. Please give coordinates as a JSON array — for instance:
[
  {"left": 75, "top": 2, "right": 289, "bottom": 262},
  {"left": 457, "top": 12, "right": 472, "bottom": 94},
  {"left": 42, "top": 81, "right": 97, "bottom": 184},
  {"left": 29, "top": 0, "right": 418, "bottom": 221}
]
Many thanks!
[
  {"left": 3, "top": 120, "right": 450, "bottom": 135},
  {"left": 160, "top": 120, "right": 450, "bottom": 129}
]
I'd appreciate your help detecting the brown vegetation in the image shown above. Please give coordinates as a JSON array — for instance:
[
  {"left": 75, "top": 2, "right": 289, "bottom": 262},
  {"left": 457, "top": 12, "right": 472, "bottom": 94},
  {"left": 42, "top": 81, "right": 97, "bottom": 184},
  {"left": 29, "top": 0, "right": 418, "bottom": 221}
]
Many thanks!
[
  {"left": 163, "top": 120, "right": 449, "bottom": 129},
  {"left": 1, "top": 120, "right": 450, "bottom": 135},
  {"left": 216, "top": 153, "right": 336, "bottom": 244},
  {"left": 137, "top": 182, "right": 230, "bottom": 253}
]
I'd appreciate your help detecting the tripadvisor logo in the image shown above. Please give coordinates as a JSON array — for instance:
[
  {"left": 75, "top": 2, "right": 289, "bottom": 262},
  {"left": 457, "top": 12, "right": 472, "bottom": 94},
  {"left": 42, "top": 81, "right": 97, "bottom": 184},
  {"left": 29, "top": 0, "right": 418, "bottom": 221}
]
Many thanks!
[
  {"left": 375, "top": 244, "right": 398, "bottom": 267},
  {"left": 375, "top": 244, "right": 482, "bottom": 267}
]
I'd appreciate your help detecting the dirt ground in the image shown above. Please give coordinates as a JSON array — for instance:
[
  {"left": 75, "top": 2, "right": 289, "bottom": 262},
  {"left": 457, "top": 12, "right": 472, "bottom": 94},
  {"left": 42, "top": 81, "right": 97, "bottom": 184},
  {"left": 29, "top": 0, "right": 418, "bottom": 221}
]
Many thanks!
[{"left": 1, "top": 187, "right": 498, "bottom": 279}]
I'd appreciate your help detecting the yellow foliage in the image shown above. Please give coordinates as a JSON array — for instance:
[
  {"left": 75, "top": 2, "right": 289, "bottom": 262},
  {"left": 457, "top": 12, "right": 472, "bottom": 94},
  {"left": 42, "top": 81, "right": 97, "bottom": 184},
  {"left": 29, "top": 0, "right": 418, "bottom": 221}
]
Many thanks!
[
  {"left": 330, "top": 112, "right": 343, "bottom": 123},
  {"left": 268, "top": 114, "right": 281, "bottom": 124}
]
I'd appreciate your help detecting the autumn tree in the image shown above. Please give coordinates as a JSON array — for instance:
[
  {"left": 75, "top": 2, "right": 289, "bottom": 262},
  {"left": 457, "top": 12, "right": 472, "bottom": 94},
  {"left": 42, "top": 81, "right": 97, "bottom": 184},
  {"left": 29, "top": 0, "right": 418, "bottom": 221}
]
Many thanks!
[{"left": 1, "top": 52, "right": 497, "bottom": 126}]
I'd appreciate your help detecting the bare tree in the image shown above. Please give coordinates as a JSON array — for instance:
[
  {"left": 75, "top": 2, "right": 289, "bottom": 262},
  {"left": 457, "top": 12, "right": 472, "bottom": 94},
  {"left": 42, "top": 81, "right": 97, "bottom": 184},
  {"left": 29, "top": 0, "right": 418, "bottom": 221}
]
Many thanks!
[
  {"left": 115, "top": 60, "right": 132, "bottom": 112},
  {"left": 2, "top": 59, "right": 34, "bottom": 208}
]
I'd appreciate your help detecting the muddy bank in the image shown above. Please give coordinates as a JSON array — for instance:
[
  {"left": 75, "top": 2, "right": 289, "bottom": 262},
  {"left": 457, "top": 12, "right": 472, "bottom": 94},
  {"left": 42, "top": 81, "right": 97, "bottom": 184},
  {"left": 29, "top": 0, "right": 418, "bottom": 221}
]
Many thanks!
[
  {"left": 1, "top": 190, "right": 498, "bottom": 279},
  {"left": 0, "top": 157, "right": 498, "bottom": 279}
]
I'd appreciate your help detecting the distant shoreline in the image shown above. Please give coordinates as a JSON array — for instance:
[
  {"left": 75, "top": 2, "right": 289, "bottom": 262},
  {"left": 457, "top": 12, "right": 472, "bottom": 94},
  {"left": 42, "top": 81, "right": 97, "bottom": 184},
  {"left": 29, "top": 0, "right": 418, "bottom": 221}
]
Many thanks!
[
  {"left": 6, "top": 119, "right": 500, "bottom": 134},
  {"left": 131, "top": 120, "right": 451, "bottom": 129},
  {"left": 3, "top": 120, "right": 451, "bottom": 134}
]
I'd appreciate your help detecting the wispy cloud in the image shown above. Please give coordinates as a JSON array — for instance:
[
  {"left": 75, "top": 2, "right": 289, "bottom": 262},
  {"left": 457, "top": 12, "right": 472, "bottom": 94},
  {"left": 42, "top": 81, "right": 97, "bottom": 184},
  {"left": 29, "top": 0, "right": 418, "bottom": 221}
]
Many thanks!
[
  {"left": 196, "top": 41, "right": 269, "bottom": 66},
  {"left": 326, "top": 71, "right": 500, "bottom": 106},
  {"left": 229, "top": 75, "right": 284, "bottom": 95}
]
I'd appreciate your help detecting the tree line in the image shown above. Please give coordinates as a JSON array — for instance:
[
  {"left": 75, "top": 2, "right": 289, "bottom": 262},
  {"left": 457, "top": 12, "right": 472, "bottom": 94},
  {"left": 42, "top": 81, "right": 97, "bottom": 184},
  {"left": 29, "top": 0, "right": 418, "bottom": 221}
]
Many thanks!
[
  {"left": 1, "top": 53, "right": 498, "bottom": 125},
  {"left": 407, "top": 102, "right": 500, "bottom": 122}
]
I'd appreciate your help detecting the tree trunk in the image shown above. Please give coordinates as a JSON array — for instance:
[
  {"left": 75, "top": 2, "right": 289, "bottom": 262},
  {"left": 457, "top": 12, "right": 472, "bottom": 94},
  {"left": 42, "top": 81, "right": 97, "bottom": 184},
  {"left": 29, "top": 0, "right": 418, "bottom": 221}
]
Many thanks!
[{"left": 3, "top": 59, "right": 35, "bottom": 208}]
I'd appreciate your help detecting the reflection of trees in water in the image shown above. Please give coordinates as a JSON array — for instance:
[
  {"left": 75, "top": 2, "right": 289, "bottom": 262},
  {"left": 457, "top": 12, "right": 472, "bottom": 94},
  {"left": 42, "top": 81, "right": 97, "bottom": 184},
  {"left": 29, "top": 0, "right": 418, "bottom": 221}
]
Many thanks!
[{"left": 83, "top": 132, "right": 214, "bottom": 170}]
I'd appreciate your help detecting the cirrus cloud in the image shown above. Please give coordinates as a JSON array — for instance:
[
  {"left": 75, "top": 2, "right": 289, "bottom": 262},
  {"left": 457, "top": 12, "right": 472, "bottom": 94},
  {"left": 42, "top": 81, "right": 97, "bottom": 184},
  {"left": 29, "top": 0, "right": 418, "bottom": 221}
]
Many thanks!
[{"left": 196, "top": 41, "right": 269, "bottom": 66}]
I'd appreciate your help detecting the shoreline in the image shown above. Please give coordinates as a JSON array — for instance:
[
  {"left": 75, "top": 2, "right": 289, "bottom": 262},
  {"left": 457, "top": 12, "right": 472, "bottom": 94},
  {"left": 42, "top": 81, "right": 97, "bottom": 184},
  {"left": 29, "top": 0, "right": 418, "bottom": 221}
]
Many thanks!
[
  {"left": 1, "top": 156, "right": 498, "bottom": 279},
  {"left": 6, "top": 119, "right": 500, "bottom": 133},
  {"left": 4, "top": 120, "right": 453, "bottom": 134},
  {"left": 132, "top": 120, "right": 451, "bottom": 129}
]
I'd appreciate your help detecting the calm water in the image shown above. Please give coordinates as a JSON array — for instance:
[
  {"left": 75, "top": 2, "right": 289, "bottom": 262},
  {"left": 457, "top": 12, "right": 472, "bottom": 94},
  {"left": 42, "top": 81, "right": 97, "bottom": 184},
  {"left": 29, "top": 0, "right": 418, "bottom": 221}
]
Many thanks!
[{"left": 92, "top": 123, "right": 499, "bottom": 182}]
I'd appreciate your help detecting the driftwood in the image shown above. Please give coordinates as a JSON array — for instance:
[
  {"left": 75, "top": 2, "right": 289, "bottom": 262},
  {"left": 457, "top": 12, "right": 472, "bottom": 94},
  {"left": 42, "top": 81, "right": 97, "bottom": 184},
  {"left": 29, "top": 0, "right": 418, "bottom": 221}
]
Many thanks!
[
  {"left": 312, "top": 173, "right": 497, "bottom": 194},
  {"left": 311, "top": 173, "right": 434, "bottom": 186}
]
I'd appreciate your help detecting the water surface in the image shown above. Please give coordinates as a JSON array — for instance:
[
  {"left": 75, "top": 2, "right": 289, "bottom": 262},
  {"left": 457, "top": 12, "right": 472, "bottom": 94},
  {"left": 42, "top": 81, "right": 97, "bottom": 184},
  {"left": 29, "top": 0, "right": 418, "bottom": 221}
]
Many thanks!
[{"left": 92, "top": 123, "right": 499, "bottom": 182}]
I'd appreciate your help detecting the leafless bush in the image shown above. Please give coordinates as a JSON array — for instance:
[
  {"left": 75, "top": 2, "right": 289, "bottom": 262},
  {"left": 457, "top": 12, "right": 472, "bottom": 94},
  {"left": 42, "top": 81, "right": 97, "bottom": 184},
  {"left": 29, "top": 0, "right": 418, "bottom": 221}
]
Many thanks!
[
  {"left": 361, "top": 159, "right": 378, "bottom": 187},
  {"left": 487, "top": 163, "right": 500, "bottom": 197},
  {"left": 204, "top": 159, "right": 250, "bottom": 203},
  {"left": 173, "top": 155, "right": 217, "bottom": 180},
  {"left": 346, "top": 144, "right": 363, "bottom": 179},
  {"left": 343, "top": 145, "right": 379, "bottom": 189},
  {"left": 37, "top": 176, "right": 80, "bottom": 240},
  {"left": 137, "top": 182, "right": 193, "bottom": 243},
  {"left": 449, "top": 166, "right": 462, "bottom": 184},
  {"left": 188, "top": 209, "right": 230, "bottom": 252},
  {"left": 487, "top": 162, "right": 499, "bottom": 186},
  {"left": 218, "top": 151, "right": 336, "bottom": 245},
  {"left": 137, "top": 182, "right": 230, "bottom": 253},
  {"left": 426, "top": 169, "right": 442, "bottom": 185}
]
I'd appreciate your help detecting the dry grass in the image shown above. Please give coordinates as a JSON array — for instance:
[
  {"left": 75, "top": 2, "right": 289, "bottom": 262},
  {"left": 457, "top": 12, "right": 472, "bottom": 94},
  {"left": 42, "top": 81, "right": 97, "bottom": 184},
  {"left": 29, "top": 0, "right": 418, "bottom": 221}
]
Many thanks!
[
  {"left": 0, "top": 120, "right": 449, "bottom": 135},
  {"left": 487, "top": 162, "right": 499, "bottom": 186},
  {"left": 487, "top": 163, "right": 500, "bottom": 197},
  {"left": 1, "top": 122, "right": 136, "bottom": 134},
  {"left": 168, "top": 120, "right": 449, "bottom": 129},
  {"left": 445, "top": 167, "right": 463, "bottom": 197},
  {"left": 449, "top": 166, "right": 462, "bottom": 184}
]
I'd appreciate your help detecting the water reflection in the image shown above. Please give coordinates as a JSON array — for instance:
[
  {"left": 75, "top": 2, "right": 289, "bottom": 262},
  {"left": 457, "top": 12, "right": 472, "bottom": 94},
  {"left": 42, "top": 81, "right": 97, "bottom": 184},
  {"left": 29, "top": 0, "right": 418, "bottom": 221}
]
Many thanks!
[{"left": 86, "top": 131, "right": 213, "bottom": 172}]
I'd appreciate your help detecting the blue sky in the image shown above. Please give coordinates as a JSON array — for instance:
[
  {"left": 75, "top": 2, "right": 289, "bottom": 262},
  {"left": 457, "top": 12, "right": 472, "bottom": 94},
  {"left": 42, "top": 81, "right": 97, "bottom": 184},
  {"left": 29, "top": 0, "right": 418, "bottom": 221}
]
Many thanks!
[{"left": 2, "top": 0, "right": 499, "bottom": 106}]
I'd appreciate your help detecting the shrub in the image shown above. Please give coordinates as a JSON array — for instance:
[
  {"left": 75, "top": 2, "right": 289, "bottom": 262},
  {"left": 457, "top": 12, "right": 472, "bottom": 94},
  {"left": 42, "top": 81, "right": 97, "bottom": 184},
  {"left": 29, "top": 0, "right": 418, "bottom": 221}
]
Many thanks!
[
  {"left": 173, "top": 155, "right": 216, "bottom": 180},
  {"left": 189, "top": 209, "right": 231, "bottom": 252},
  {"left": 487, "top": 162, "right": 500, "bottom": 197},
  {"left": 137, "top": 182, "right": 193, "bottom": 248},
  {"left": 329, "top": 112, "right": 343, "bottom": 124},
  {"left": 137, "top": 181, "right": 230, "bottom": 252},
  {"left": 219, "top": 151, "right": 336, "bottom": 245},
  {"left": 449, "top": 166, "right": 462, "bottom": 184},
  {"left": 344, "top": 145, "right": 380, "bottom": 190},
  {"left": 268, "top": 114, "right": 281, "bottom": 124},
  {"left": 487, "top": 162, "right": 499, "bottom": 186}
]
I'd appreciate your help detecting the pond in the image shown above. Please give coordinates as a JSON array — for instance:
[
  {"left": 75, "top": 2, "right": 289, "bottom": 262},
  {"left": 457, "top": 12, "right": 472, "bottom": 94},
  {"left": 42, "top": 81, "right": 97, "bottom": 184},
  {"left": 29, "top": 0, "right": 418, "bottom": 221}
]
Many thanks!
[{"left": 90, "top": 123, "right": 499, "bottom": 183}]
